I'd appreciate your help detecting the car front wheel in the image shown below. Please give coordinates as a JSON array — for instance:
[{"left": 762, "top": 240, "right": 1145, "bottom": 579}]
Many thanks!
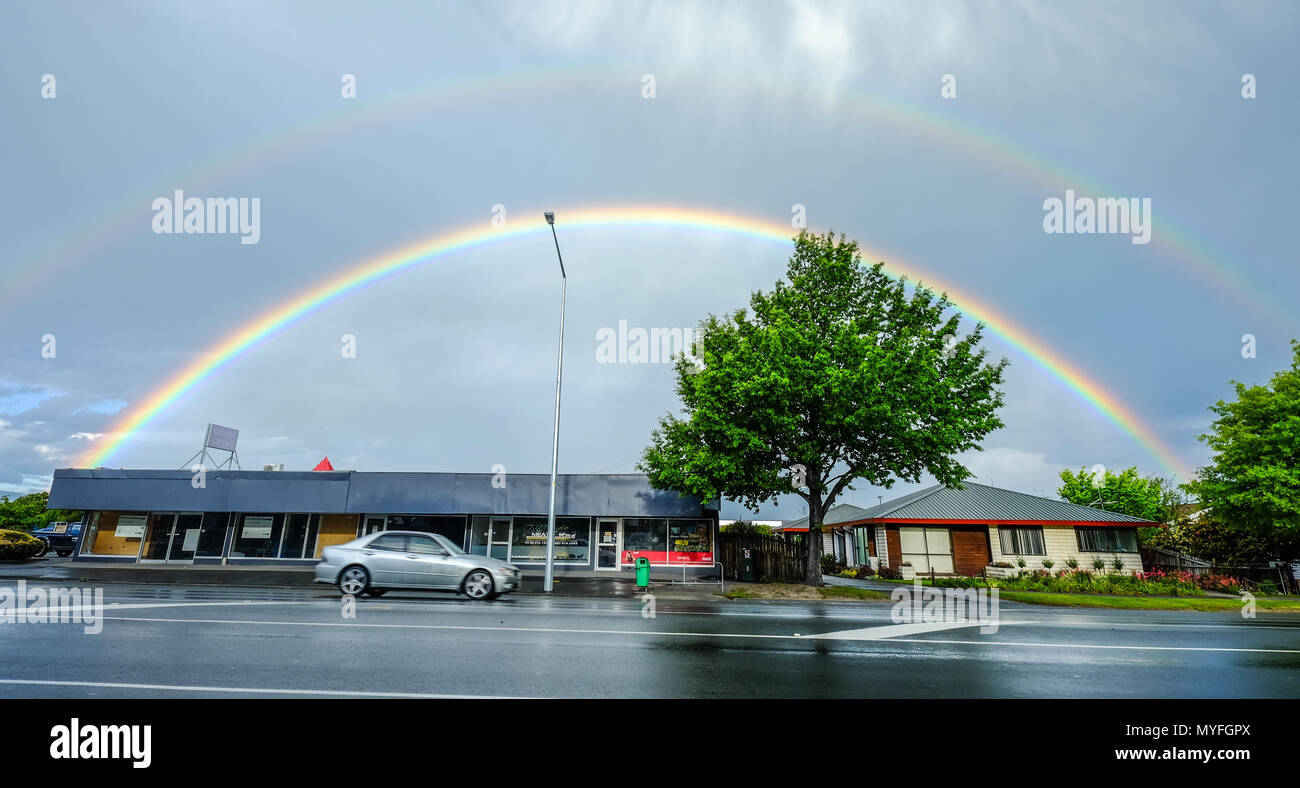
[
  {"left": 338, "top": 566, "right": 370, "bottom": 596},
  {"left": 33, "top": 538, "right": 49, "bottom": 558},
  {"left": 462, "top": 570, "right": 495, "bottom": 600}
]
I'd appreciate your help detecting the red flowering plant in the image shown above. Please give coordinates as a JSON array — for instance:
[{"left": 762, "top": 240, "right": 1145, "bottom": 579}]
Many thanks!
[{"left": 1198, "top": 574, "right": 1243, "bottom": 594}]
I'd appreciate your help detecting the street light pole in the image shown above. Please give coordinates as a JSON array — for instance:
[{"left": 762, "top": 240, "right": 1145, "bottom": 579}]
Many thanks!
[{"left": 543, "top": 211, "right": 566, "bottom": 593}]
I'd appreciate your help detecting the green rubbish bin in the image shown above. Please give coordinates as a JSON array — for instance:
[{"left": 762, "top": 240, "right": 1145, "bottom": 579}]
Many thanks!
[
  {"left": 635, "top": 557, "right": 651, "bottom": 589},
  {"left": 739, "top": 547, "right": 756, "bottom": 582}
]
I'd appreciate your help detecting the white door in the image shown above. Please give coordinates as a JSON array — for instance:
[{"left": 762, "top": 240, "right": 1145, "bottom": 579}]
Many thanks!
[{"left": 596, "top": 520, "right": 619, "bottom": 570}]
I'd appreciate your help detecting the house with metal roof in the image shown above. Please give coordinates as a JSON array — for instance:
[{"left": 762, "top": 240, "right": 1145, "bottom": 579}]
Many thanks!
[{"left": 779, "top": 482, "right": 1155, "bottom": 575}]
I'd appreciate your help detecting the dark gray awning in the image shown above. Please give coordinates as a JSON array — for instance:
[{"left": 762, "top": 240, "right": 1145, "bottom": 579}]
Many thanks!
[{"left": 47, "top": 468, "right": 712, "bottom": 518}]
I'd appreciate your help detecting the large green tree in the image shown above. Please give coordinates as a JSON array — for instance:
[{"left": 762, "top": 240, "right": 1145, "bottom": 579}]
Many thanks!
[
  {"left": 1184, "top": 340, "right": 1300, "bottom": 553},
  {"left": 639, "top": 231, "right": 1007, "bottom": 584},
  {"left": 0, "top": 491, "right": 79, "bottom": 530},
  {"left": 1058, "top": 466, "right": 1181, "bottom": 526}
]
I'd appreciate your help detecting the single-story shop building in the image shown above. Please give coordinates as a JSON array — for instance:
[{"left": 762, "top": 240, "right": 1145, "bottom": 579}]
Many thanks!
[
  {"left": 778, "top": 482, "right": 1155, "bottom": 575},
  {"left": 46, "top": 468, "right": 718, "bottom": 574}
]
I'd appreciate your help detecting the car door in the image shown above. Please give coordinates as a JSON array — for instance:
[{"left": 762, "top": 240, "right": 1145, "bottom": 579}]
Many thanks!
[
  {"left": 361, "top": 533, "right": 411, "bottom": 585},
  {"left": 404, "top": 534, "right": 456, "bottom": 588}
]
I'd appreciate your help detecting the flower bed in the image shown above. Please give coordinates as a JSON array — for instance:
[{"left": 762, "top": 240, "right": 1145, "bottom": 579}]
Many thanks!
[{"left": 933, "top": 568, "right": 1204, "bottom": 596}]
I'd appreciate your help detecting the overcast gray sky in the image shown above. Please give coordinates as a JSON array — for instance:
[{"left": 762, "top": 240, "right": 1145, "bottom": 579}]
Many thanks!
[{"left": 1, "top": 1, "right": 1296, "bottom": 518}]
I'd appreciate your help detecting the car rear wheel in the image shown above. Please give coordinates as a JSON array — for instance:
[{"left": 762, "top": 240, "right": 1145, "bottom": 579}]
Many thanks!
[
  {"left": 338, "top": 565, "right": 370, "bottom": 596},
  {"left": 462, "top": 570, "right": 495, "bottom": 600},
  {"left": 365, "top": 589, "right": 386, "bottom": 597}
]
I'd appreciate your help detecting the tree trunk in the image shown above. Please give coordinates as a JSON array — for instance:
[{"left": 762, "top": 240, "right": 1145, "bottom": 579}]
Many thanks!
[{"left": 804, "top": 497, "right": 823, "bottom": 586}]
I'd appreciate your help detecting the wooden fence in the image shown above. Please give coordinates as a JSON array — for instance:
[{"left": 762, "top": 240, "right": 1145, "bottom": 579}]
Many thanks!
[
  {"left": 1141, "top": 547, "right": 1297, "bottom": 594},
  {"left": 716, "top": 532, "right": 808, "bottom": 583},
  {"left": 1140, "top": 546, "right": 1212, "bottom": 575}
]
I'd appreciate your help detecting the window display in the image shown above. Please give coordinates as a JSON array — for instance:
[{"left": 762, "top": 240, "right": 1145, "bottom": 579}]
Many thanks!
[{"left": 509, "top": 517, "right": 590, "bottom": 562}]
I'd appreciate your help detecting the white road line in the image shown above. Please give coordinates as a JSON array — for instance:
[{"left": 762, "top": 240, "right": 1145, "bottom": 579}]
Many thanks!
[
  {"left": 0, "top": 678, "right": 533, "bottom": 699},
  {"left": 808, "top": 621, "right": 992, "bottom": 639},
  {"left": 91, "top": 615, "right": 1300, "bottom": 653},
  {"left": 888, "top": 637, "right": 1300, "bottom": 654},
  {"left": 99, "top": 615, "right": 793, "bottom": 639},
  {"left": 5, "top": 600, "right": 313, "bottom": 616}
]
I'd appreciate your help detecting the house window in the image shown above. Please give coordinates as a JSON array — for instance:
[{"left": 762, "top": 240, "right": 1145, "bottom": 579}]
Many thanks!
[
  {"left": 899, "top": 526, "right": 953, "bottom": 573},
  {"left": 1076, "top": 527, "right": 1138, "bottom": 553},
  {"left": 998, "top": 526, "right": 1045, "bottom": 556}
]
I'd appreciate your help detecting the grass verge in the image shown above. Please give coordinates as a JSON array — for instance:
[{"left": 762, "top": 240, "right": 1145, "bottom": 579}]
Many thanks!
[
  {"left": 719, "top": 582, "right": 890, "bottom": 601},
  {"left": 997, "top": 590, "right": 1300, "bottom": 612}
]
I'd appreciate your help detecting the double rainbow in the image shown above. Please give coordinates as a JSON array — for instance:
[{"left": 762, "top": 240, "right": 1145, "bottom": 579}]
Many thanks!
[{"left": 78, "top": 204, "right": 1195, "bottom": 480}]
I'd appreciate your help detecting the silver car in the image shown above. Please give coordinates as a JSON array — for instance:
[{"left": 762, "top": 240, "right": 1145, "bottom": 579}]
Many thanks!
[{"left": 314, "top": 530, "right": 522, "bottom": 600}]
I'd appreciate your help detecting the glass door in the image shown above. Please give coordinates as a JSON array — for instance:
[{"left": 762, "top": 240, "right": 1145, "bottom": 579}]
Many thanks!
[
  {"left": 167, "top": 513, "right": 203, "bottom": 562},
  {"left": 140, "top": 513, "right": 175, "bottom": 561},
  {"left": 596, "top": 520, "right": 619, "bottom": 570},
  {"left": 488, "top": 518, "right": 510, "bottom": 561},
  {"left": 141, "top": 513, "right": 200, "bottom": 563}
]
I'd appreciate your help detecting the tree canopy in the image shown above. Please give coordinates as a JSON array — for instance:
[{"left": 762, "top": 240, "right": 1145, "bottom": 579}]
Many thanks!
[
  {"left": 1184, "top": 340, "right": 1300, "bottom": 552},
  {"left": 0, "top": 491, "right": 79, "bottom": 530},
  {"left": 1057, "top": 466, "right": 1181, "bottom": 523},
  {"left": 639, "top": 230, "right": 1007, "bottom": 584}
]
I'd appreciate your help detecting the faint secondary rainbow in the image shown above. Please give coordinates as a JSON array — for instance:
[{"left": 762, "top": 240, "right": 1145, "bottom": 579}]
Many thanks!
[
  {"left": 78, "top": 204, "right": 1195, "bottom": 480},
  {"left": 6, "top": 75, "right": 1290, "bottom": 331}
]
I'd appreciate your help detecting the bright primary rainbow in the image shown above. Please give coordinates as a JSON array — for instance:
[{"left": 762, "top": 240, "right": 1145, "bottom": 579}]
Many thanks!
[{"left": 78, "top": 204, "right": 1196, "bottom": 481}]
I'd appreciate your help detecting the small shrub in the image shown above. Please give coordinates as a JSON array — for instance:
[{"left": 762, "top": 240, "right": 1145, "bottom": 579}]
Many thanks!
[
  {"left": 0, "top": 529, "right": 44, "bottom": 561},
  {"left": 1256, "top": 579, "right": 1279, "bottom": 596},
  {"left": 854, "top": 564, "right": 876, "bottom": 580},
  {"left": 1092, "top": 557, "right": 1106, "bottom": 572},
  {"left": 877, "top": 564, "right": 902, "bottom": 580},
  {"left": 1065, "top": 556, "right": 1079, "bottom": 569},
  {"left": 1111, "top": 555, "right": 1125, "bottom": 573},
  {"left": 1015, "top": 557, "right": 1026, "bottom": 568},
  {"left": 1041, "top": 559, "right": 1055, "bottom": 570},
  {"left": 1199, "top": 574, "right": 1242, "bottom": 594}
]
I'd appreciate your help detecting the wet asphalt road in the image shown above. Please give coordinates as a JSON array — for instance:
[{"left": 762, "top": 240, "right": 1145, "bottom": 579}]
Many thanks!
[{"left": 0, "top": 583, "right": 1297, "bottom": 698}]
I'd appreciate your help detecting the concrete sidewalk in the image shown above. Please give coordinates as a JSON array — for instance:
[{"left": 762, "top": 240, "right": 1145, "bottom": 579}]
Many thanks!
[{"left": 0, "top": 559, "right": 726, "bottom": 599}]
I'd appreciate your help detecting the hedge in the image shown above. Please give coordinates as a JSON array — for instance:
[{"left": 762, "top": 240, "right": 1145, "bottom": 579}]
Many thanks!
[{"left": 0, "top": 529, "right": 45, "bottom": 561}]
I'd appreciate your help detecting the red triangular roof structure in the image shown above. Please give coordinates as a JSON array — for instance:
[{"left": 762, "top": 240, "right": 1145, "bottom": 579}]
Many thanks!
[{"left": 312, "top": 456, "right": 334, "bottom": 471}]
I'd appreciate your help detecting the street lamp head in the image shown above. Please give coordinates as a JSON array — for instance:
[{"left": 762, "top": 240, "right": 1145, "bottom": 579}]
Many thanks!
[{"left": 544, "top": 211, "right": 555, "bottom": 225}]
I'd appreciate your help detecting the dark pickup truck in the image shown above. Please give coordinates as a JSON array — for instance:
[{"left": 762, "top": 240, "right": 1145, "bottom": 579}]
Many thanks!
[{"left": 31, "top": 521, "right": 80, "bottom": 557}]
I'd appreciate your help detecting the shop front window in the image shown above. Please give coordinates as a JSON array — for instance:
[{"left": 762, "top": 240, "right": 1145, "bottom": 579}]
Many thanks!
[
  {"left": 509, "top": 517, "right": 590, "bottom": 563},
  {"left": 386, "top": 515, "right": 468, "bottom": 547},
  {"left": 83, "top": 511, "right": 148, "bottom": 556},
  {"left": 469, "top": 516, "right": 490, "bottom": 555},
  {"left": 195, "top": 512, "right": 232, "bottom": 557},
  {"left": 231, "top": 513, "right": 285, "bottom": 558},
  {"left": 278, "top": 514, "right": 320, "bottom": 558},
  {"left": 622, "top": 518, "right": 667, "bottom": 564},
  {"left": 668, "top": 520, "right": 714, "bottom": 564}
]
